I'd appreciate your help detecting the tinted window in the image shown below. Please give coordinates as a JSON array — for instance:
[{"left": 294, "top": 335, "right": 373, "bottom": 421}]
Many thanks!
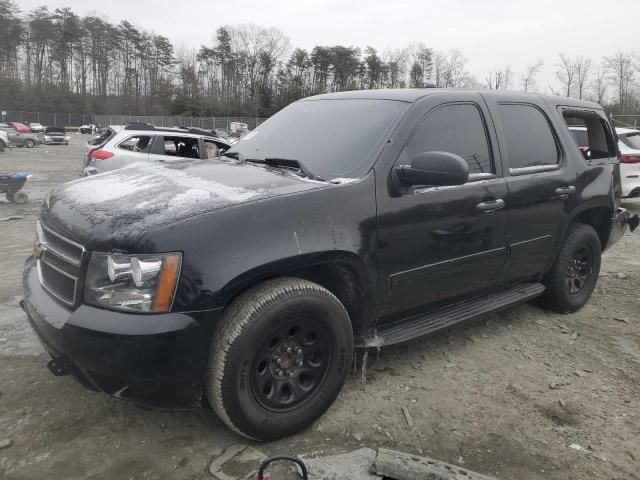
[
  {"left": 498, "top": 104, "right": 559, "bottom": 169},
  {"left": 404, "top": 104, "right": 493, "bottom": 175},
  {"left": 620, "top": 132, "right": 640, "bottom": 150},
  {"left": 161, "top": 136, "right": 200, "bottom": 158},
  {"left": 226, "top": 99, "right": 409, "bottom": 179}
]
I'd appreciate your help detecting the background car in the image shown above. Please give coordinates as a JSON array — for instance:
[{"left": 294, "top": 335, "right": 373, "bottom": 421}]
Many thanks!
[
  {"left": 79, "top": 123, "right": 100, "bottom": 134},
  {"left": 82, "top": 124, "right": 232, "bottom": 175},
  {"left": 0, "top": 130, "right": 9, "bottom": 153},
  {"left": 42, "top": 126, "right": 70, "bottom": 145},
  {"left": 28, "top": 122, "right": 45, "bottom": 133},
  {"left": 0, "top": 127, "right": 42, "bottom": 148},
  {"left": 616, "top": 127, "right": 640, "bottom": 198},
  {"left": 9, "top": 122, "right": 31, "bottom": 133}
]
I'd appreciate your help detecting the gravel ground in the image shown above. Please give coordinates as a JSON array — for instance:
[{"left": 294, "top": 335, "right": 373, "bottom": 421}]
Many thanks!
[{"left": 0, "top": 138, "right": 639, "bottom": 480}]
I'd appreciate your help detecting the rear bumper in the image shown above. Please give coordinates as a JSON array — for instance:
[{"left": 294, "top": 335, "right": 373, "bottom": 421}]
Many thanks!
[
  {"left": 605, "top": 207, "right": 638, "bottom": 251},
  {"left": 22, "top": 256, "right": 220, "bottom": 409}
]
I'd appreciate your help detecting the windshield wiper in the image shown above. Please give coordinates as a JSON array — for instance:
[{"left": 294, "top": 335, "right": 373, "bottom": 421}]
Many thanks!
[
  {"left": 222, "top": 153, "right": 323, "bottom": 181},
  {"left": 245, "top": 157, "right": 322, "bottom": 181}
]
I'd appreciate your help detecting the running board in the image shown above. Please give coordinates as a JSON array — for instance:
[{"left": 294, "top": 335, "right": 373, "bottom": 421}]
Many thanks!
[{"left": 357, "top": 283, "right": 545, "bottom": 348}]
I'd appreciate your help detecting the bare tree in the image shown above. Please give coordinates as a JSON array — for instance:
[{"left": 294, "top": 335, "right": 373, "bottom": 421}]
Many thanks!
[
  {"left": 486, "top": 66, "right": 512, "bottom": 90},
  {"left": 521, "top": 59, "right": 544, "bottom": 92},
  {"left": 555, "top": 53, "right": 575, "bottom": 97},
  {"left": 604, "top": 51, "right": 636, "bottom": 112},
  {"left": 573, "top": 56, "right": 592, "bottom": 99},
  {"left": 590, "top": 65, "right": 609, "bottom": 104}
]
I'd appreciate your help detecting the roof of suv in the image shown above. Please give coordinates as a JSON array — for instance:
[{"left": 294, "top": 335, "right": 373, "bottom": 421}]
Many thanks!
[
  {"left": 305, "top": 88, "right": 602, "bottom": 109},
  {"left": 113, "top": 125, "right": 232, "bottom": 143}
]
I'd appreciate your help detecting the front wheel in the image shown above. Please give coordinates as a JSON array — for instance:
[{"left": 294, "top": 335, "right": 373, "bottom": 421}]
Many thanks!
[
  {"left": 207, "top": 278, "right": 353, "bottom": 441},
  {"left": 24, "top": 139, "right": 35, "bottom": 148},
  {"left": 540, "top": 223, "right": 601, "bottom": 313}
]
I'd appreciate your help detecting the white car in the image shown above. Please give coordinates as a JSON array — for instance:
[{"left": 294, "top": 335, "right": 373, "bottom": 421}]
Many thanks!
[
  {"left": 615, "top": 127, "right": 640, "bottom": 198},
  {"left": 0, "top": 130, "right": 8, "bottom": 153}
]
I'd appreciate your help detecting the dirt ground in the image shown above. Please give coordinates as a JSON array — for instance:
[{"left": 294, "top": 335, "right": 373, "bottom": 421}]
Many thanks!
[{"left": 1, "top": 137, "right": 639, "bottom": 480}]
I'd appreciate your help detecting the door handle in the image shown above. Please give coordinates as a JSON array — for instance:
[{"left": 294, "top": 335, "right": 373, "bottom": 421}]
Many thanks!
[
  {"left": 554, "top": 185, "right": 576, "bottom": 199},
  {"left": 475, "top": 199, "right": 505, "bottom": 214}
]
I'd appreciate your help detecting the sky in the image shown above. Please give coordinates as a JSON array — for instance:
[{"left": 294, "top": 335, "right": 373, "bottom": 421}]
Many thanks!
[{"left": 15, "top": 0, "right": 640, "bottom": 93}]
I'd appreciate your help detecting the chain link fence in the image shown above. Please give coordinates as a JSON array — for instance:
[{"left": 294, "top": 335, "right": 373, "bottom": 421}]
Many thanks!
[{"left": 0, "top": 110, "right": 268, "bottom": 130}]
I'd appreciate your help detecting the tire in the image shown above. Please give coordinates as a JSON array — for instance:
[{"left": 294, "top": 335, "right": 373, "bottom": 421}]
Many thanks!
[
  {"left": 24, "top": 139, "right": 35, "bottom": 148},
  {"left": 0, "top": 141, "right": 5, "bottom": 153},
  {"left": 5, "top": 192, "right": 14, "bottom": 202},
  {"left": 208, "top": 278, "right": 353, "bottom": 441},
  {"left": 540, "top": 223, "right": 601, "bottom": 313},
  {"left": 11, "top": 191, "right": 28, "bottom": 204}
]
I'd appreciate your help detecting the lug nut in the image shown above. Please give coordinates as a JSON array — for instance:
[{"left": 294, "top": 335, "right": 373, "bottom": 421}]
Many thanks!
[
  {"left": 276, "top": 358, "right": 282, "bottom": 365},
  {"left": 276, "top": 369, "right": 283, "bottom": 376},
  {"left": 286, "top": 347, "right": 292, "bottom": 353},
  {"left": 297, "top": 361, "right": 303, "bottom": 367}
]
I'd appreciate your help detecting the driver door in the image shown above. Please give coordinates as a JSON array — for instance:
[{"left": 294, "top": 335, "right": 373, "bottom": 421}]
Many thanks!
[{"left": 376, "top": 95, "right": 509, "bottom": 316}]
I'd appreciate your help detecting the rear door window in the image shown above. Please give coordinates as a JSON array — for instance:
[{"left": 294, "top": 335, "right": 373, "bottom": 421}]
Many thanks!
[
  {"left": 497, "top": 104, "right": 559, "bottom": 170},
  {"left": 160, "top": 136, "right": 201, "bottom": 159},
  {"left": 118, "top": 135, "right": 152, "bottom": 152},
  {"left": 403, "top": 103, "right": 494, "bottom": 175}
]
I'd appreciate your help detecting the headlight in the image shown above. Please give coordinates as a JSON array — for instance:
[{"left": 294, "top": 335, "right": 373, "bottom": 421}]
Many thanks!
[
  {"left": 84, "top": 252, "right": 182, "bottom": 313},
  {"left": 64, "top": 136, "right": 70, "bottom": 141},
  {"left": 44, "top": 136, "right": 51, "bottom": 141}
]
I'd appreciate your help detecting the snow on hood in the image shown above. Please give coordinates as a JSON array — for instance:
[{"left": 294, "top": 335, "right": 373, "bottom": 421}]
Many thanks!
[{"left": 47, "top": 162, "right": 270, "bottom": 245}]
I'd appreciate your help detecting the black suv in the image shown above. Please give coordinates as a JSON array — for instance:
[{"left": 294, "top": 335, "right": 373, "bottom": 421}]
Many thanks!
[{"left": 22, "top": 89, "right": 637, "bottom": 440}]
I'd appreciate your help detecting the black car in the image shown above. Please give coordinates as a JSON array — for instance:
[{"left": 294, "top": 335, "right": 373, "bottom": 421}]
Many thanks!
[{"left": 22, "top": 89, "right": 637, "bottom": 441}]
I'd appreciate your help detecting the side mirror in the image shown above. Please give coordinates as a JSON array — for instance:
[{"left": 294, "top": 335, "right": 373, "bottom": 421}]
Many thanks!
[{"left": 395, "top": 151, "right": 469, "bottom": 187}]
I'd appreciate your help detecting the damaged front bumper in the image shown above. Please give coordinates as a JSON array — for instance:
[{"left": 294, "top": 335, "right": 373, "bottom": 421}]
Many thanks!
[
  {"left": 605, "top": 207, "right": 638, "bottom": 251},
  {"left": 22, "top": 256, "right": 220, "bottom": 409}
]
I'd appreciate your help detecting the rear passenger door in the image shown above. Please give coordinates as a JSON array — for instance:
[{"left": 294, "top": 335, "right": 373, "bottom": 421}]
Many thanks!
[{"left": 484, "top": 95, "right": 576, "bottom": 283}]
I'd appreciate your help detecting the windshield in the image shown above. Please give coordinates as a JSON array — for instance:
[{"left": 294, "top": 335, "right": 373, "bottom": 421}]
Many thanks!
[
  {"left": 226, "top": 99, "right": 409, "bottom": 179},
  {"left": 621, "top": 132, "right": 640, "bottom": 150}
]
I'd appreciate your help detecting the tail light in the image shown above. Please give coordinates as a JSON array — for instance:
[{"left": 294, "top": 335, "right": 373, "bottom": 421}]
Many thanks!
[
  {"left": 620, "top": 154, "right": 640, "bottom": 164},
  {"left": 89, "top": 149, "right": 113, "bottom": 161}
]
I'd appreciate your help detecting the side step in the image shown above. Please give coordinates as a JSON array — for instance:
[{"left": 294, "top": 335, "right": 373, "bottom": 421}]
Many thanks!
[{"left": 357, "top": 283, "right": 545, "bottom": 348}]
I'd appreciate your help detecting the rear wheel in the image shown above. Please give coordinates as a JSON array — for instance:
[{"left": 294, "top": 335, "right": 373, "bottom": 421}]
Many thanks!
[
  {"left": 207, "top": 278, "right": 353, "bottom": 441},
  {"left": 11, "top": 191, "right": 28, "bottom": 204},
  {"left": 5, "top": 192, "right": 14, "bottom": 202},
  {"left": 540, "top": 223, "right": 601, "bottom": 313},
  {"left": 24, "top": 139, "right": 35, "bottom": 148}
]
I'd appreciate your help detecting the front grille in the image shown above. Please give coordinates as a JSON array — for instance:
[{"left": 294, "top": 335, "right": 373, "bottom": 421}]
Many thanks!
[{"left": 37, "top": 221, "right": 85, "bottom": 307}]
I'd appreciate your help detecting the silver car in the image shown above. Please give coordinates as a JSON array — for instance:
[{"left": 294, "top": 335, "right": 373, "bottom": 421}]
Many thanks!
[{"left": 81, "top": 124, "right": 233, "bottom": 175}]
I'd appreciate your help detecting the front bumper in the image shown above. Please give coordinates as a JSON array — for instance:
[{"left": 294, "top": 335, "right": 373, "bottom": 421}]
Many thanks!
[
  {"left": 605, "top": 207, "right": 638, "bottom": 251},
  {"left": 22, "top": 257, "right": 220, "bottom": 409}
]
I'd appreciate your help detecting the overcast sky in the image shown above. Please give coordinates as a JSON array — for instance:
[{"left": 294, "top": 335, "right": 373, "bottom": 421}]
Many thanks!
[{"left": 16, "top": 0, "right": 640, "bottom": 93}]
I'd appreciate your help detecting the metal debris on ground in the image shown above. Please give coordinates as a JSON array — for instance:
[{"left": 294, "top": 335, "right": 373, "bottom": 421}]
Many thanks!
[
  {"left": 303, "top": 448, "right": 380, "bottom": 480},
  {"left": 401, "top": 406, "right": 414, "bottom": 428},
  {"left": 374, "top": 448, "right": 499, "bottom": 480},
  {"left": 209, "top": 444, "right": 267, "bottom": 480}
]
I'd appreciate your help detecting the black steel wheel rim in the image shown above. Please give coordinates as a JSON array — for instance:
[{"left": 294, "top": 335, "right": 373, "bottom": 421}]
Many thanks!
[
  {"left": 251, "top": 318, "right": 333, "bottom": 412},
  {"left": 566, "top": 245, "right": 593, "bottom": 295}
]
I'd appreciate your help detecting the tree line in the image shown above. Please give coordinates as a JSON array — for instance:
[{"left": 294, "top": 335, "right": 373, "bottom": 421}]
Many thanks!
[{"left": 1, "top": 0, "right": 639, "bottom": 119}]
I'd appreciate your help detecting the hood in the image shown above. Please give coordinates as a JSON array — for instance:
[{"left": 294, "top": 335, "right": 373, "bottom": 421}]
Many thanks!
[
  {"left": 45, "top": 126, "right": 66, "bottom": 135},
  {"left": 43, "top": 160, "right": 330, "bottom": 250}
]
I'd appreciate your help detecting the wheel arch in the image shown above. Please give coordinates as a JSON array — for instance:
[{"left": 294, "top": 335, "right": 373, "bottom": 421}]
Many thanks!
[
  {"left": 566, "top": 202, "right": 613, "bottom": 250},
  {"left": 215, "top": 251, "right": 375, "bottom": 337}
]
